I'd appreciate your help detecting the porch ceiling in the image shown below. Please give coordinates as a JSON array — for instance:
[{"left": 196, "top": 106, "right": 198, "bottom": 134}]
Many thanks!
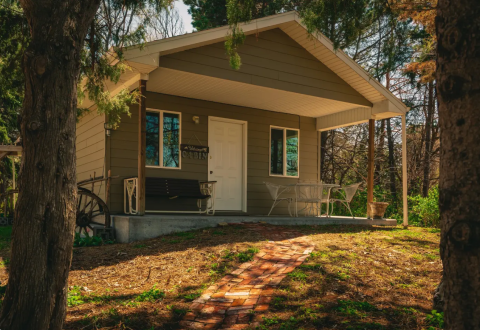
[{"left": 147, "top": 67, "right": 369, "bottom": 118}]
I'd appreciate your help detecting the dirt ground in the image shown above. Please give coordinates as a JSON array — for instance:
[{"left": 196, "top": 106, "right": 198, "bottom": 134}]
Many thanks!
[{"left": 0, "top": 224, "right": 442, "bottom": 330}]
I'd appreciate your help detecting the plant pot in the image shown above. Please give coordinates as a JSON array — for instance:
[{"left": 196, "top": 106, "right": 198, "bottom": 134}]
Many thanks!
[{"left": 369, "top": 202, "right": 389, "bottom": 219}]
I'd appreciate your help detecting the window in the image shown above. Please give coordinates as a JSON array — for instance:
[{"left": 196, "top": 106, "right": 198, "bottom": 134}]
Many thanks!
[
  {"left": 270, "top": 126, "right": 299, "bottom": 177},
  {"left": 146, "top": 110, "right": 181, "bottom": 169}
]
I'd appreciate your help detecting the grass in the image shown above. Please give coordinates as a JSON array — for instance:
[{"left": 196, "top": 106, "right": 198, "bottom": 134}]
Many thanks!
[
  {"left": 258, "top": 225, "right": 442, "bottom": 330},
  {"left": 67, "top": 286, "right": 85, "bottom": 307},
  {"left": 0, "top": 224, "right": 442, "bottom": 330},
  {"left": 237, "top": 247, "right": 259, "bottom": 262},
  {"left": 134, "top": 285, "right": 165, "bottom": 302},
  {"left": 288, "top": 269, "right": 308, "bottom": 281},
  {"left": 208, "top": 246, "right": 261, "bottom": 278}
]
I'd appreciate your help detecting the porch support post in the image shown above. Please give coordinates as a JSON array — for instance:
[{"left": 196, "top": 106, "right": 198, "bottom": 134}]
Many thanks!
[
  {"left": 401, "top": 114, "right": 408, "bottom": 227},
  {"left": 138, "top": 77, "right": 148, "bottom": 215},
  {"left": 367, "top": 118, "right": 375, "bottom": 218},
  {"left": 317, "top": 131, "right": 321, "bottom": 182}
]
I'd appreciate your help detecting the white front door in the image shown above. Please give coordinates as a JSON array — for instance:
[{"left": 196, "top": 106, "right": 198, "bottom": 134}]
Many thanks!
[{"left": 208, "top": 118, "right": 245, "bottom": 211}]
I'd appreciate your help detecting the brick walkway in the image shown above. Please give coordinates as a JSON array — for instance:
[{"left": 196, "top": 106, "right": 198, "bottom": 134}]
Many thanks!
[{"left": 179, "top": 223, "right": 315, "bottom": 329}]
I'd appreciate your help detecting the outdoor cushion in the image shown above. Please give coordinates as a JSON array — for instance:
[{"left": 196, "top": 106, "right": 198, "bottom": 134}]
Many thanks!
[{"left": 145, "top": 177, "right": 210, "bottom": 199}]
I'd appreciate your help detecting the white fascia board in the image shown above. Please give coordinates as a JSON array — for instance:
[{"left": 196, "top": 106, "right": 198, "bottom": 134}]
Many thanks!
[
  {"left": 123, "top": 12, "right": 297, "bottom": 61},
  {"left": 316, "top": 102, "right": 405, "bottom": 131},
  {"left": 293, "top": 16, "right": 408, "bottom": 115},
  {"left": 316, "top": 107, "right": 373, "bottom": 131},
  {"left": 372, "top": 99, "right": 405, "bottom": 115}
]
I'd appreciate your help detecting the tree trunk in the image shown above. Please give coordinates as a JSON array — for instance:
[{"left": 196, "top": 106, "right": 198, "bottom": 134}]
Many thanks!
[
  {"left": 436, "top": 1, "right": 480, "bottom": 329},
  {"left": 0, "top": 1, "right": 100, "bottom": 329},
  {"left": 422, "top": 81, "right": 434, "bottom": 197}
]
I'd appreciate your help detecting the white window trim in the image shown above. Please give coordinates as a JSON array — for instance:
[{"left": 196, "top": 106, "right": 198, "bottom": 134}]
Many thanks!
[
  {"left": 145, "top": 108, "right": 182, "bottom": 170},
  {"left": 269, "top": 126, "right": 300, "bottom": 178}
]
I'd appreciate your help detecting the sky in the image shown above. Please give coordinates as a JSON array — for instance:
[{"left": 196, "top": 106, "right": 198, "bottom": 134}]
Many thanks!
[{"left": 175, "top": 0, "right": 194, "bottom": 33}]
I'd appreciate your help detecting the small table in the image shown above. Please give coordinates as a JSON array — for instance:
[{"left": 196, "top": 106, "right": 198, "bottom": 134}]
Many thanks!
[{"left": 286, "top": 183, "right": 340, "bottom": 217}]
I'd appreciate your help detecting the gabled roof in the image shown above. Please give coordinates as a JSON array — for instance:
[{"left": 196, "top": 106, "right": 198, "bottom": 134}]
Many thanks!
[{"left": 85, "top": 11, "right": 407, "bottom": 117}]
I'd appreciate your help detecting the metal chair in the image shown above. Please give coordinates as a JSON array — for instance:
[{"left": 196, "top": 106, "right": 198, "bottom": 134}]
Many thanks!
[
  {"left": 264, "top": 182, "right": 293, "bottom": 216},
  {"left": 296, "top": 182, "right": 324, "bottom": 216},
  {"left": 330, "top": 183, "right": 362, "bottom": 218}
]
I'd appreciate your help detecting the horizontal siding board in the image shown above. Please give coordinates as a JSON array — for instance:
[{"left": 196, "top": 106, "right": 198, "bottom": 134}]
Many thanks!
[
  {"left": 77, "top": 164, "right": 104, "bottom": 177},
  {"left": 168, "top": 50, "right": 281, "bottom": 80},
  {"left": 76, "top": 140, "right": 104, "bottom": 156},
  {"left": 76, "top": 109, "right": 105, "bottom": 184},
  {"left": 189, "top": 46, "right": 347, "bottom": 85},
  {"left": 77, "top": 120, "right": 104, "bottom": 141},
  {"left": 77, "top": 111, "right": 103, "bottom": 132},
  {"left": 77, "top": 149, "right": 104, "bottom": 167},
  {"left": 251, "top": 29, "right": 303, "bottom": 48},
  {"left": 242, "top": 35, "right": 321, "bottom": 61},
  {"left": 110, "top": 149, "right": 137, "bottom": 160},
  {"left": 212, "top": 42, "right": 327, "bottom": 72}
]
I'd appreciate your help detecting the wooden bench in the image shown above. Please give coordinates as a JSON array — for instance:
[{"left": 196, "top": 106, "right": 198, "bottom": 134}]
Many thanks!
[{"left": 124, "top": 177, "right": 216, "bottom": 215}]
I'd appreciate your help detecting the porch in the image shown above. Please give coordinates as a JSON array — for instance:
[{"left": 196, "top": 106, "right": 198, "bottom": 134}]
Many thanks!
[{"left": 111, "top": 214, "right": 396, "bottom": 243}]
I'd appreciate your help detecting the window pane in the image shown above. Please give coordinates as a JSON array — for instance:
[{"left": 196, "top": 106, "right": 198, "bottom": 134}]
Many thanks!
[
  {"left": 286, "top": 130, "right": 299, "bottom": 176},
  {"left": 146, "top": 112, "right": 159, "bottom": 166},
  {"left": 162, "top": 112, "right": 180, "bottom": 168},
  {"left": 270, "top": 128, "right": 284, "bottom": 175}
]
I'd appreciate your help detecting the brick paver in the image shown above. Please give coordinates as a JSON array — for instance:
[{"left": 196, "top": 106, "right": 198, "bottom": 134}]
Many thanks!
[{"left": 179, "top": 223, "right": 315, "bottom": 329}]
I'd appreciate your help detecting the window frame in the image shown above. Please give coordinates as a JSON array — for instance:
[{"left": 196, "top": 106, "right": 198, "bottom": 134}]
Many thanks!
[
  {"left": 269, "top": 126, "right": 300, "bottom": 178},
  {"left": 145, "top": 108, "right": 182, "bottom": 170}
]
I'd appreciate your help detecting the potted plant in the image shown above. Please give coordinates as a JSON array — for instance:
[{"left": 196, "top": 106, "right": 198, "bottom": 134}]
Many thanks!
[{"left": 369, "top": 197, "right": 389, "bottom": 219}]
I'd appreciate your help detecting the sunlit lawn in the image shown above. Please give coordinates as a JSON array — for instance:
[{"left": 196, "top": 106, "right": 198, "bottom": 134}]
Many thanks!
[{"left": 0, "top": 224, "right": 442, "bottom": 329}]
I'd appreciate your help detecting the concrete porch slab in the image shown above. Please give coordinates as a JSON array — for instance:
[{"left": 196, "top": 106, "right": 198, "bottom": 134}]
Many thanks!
[{"left": 112, "top": 214, "right": 397, "bottom": 243}]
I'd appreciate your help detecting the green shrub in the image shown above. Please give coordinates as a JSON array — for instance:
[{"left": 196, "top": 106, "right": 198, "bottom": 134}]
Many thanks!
[
  {"left": 426, "top": 310, "right": 444, "bottom": 329},
  {"left": 409, "top": 186, "right": 440, "bottom": 227},
  {"left": 73, "top": 233, "right": 114, "bottom": 247},
  {"left": 330, "top": 186, "right": 399, "bottom": 219}
]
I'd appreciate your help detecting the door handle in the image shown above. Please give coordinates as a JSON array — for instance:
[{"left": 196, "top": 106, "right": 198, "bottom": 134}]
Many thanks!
[{"left": 210, "top": 171, "right": 213, "bottom": 174}]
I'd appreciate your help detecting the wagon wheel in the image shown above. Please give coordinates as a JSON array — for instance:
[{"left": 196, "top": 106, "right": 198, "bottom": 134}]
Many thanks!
[{"left": 76, "top": 190, "right": 111, "bottom": 237}]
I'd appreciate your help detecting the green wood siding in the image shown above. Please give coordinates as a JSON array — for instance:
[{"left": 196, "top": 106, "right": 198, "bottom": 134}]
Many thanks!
[
  {"left": 108, "top": 93, "right": 318, "bottom": 215},
  {"left": 76, "top": 111, "right": 106, "bottom": 200},
  {"left": 159, "top": 28, "right": 371, "bottom": 107}
]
